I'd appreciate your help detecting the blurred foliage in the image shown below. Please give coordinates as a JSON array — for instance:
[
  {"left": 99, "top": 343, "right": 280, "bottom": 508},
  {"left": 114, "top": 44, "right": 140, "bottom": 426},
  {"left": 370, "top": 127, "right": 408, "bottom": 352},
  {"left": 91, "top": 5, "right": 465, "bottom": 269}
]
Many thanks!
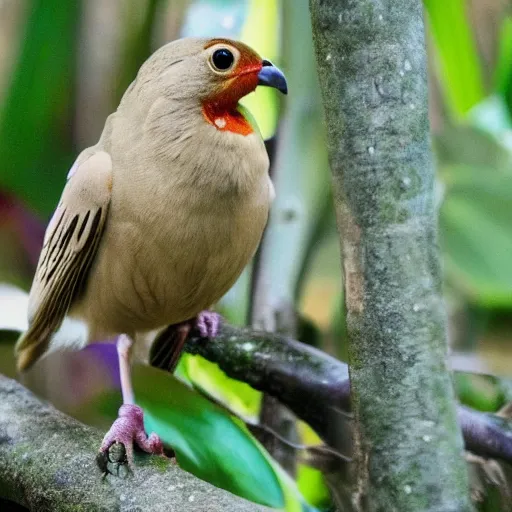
[
  {"left": 1, "top": 0, "right": 512, "bottom": 510},
  {"left": 0, "top": 0, "right": 79, "bottom": 216},
  {"left": 454, "top": 373, "right": 505, "bottom": 412},
  {"left": 494, "top": 16, "right": 512, "bottom": 116},
  {"left": 424, "top": 0, "right": 485, "bottom": 117}
]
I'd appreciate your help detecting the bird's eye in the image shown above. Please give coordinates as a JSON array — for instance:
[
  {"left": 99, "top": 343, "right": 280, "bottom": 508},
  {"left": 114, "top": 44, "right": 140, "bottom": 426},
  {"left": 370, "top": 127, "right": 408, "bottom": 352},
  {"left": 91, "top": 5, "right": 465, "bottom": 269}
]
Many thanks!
[{"left": 211, "top": 48, "right": 235, "bottom": 71}]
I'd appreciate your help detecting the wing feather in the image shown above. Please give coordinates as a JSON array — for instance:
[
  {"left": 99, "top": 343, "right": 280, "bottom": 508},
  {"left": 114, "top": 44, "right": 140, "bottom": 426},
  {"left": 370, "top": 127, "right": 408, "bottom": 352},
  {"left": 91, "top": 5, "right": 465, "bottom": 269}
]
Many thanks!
[{"left": 16, "top": 150, "right": 112, "bottom": 370}]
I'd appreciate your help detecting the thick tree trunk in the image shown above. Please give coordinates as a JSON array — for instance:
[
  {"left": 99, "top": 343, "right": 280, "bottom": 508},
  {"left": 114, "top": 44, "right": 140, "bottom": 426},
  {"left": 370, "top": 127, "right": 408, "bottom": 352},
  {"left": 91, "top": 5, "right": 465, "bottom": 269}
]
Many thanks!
[{"left": 308, "top": 1, "right": 472, "bottom": 510}]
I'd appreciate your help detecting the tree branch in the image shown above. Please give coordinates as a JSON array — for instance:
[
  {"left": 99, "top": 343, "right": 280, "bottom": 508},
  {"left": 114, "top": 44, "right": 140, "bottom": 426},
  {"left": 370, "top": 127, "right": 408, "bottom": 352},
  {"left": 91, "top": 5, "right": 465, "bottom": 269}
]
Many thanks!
[
  {"left": 185, "top": 324, "right": 512, "bottom": 466},
  {"left": 185, "top": 324, "right": 350, "bottom": 450},
  {"left": 0, "top": 375, "right": 270, "bottom": 512}
]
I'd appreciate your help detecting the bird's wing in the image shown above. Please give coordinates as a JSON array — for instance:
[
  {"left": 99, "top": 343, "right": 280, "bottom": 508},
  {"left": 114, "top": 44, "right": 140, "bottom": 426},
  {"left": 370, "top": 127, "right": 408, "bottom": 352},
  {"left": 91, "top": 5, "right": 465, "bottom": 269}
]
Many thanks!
[{"left": 16, "top": 150, "right": 113, "bottom": 370}]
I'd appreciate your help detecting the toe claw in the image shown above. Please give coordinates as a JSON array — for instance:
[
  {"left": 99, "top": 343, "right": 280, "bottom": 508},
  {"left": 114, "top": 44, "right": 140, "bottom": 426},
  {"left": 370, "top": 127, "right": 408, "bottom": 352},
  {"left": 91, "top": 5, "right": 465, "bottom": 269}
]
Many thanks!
[{"left": 98, "top": 404, "right": 164, "bottom": 473}]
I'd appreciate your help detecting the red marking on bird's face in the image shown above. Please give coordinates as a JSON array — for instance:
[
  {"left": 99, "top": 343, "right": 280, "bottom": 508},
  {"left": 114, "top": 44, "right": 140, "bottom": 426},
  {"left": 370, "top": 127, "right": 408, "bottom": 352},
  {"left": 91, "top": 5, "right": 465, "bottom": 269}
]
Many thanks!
[{"left": 202, "top": 39, "right": 263, "bottom": 136}]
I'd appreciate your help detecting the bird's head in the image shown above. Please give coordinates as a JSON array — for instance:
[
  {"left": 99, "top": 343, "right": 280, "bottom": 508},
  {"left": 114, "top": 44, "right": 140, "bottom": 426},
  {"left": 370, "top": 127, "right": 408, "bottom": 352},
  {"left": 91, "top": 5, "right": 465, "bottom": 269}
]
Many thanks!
[{"left": 131, "top": 37, "right": 287, "bottom": 136}]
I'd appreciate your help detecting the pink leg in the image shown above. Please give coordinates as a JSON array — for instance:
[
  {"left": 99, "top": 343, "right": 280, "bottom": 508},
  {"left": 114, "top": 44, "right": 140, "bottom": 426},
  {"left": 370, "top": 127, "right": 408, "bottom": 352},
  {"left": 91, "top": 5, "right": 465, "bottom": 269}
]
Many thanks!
[
  {"left": 99, "top": 335, "right": 163, "bottom": 470},
  {"left": 195, "top": 310, "right": 221, "bottom": 338}
]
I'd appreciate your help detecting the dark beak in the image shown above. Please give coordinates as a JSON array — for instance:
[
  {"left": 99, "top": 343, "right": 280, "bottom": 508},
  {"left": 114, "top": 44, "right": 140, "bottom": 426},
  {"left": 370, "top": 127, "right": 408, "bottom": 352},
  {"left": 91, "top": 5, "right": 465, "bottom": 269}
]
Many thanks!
[{"left": 257, "top": 59, "right": 288, "bottom": 95}]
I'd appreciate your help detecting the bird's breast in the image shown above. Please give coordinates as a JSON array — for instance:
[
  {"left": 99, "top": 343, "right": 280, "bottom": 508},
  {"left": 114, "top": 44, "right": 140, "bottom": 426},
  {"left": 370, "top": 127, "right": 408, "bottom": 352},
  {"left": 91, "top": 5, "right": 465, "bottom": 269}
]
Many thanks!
[
  {"left": 77, "top": 111, "right": 272, "bottom": 337},
  {"left": 81, "top": 169, "right": 271, "bottom": 337}
]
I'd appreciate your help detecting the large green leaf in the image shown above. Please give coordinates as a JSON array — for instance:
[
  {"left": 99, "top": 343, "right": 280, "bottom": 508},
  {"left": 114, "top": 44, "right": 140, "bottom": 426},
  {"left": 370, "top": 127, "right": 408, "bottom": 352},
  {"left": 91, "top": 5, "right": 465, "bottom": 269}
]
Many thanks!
[
  {"left": 0, "top": 0, "right": 80, "bottom": 216},
  {"left": 440, "top": 165, "right": 512, "bottom": 306},
  {"left": 133, "top": 365, "right": 284, "bottom": 508},
  {"left": 182, "top": 354, "right": 262, "bottom": 421},
  {"left": 424, "top": 0, "right": 484, "bottom": 118}
]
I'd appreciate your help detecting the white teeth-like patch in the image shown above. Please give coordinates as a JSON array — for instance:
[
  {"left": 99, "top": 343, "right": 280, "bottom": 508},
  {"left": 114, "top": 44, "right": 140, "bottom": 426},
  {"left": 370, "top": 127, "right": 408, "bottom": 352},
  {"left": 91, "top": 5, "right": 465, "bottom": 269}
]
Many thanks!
[{"left": 214, "top": 117, "right": 227, "bottom": 129}]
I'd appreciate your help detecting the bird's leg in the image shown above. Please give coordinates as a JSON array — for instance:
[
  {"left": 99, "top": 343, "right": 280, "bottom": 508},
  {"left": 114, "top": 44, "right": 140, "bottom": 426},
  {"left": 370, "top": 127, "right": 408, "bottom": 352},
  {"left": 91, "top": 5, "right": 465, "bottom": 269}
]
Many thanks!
[
  {"left": 99, "top": 334, "right": 163, "bottom": 471},
  {"left": 149, "top": 311, "right": 221, "bottom": 373},
  {"left": 118, "top": 334, "right": 135, "bottom": 404}
]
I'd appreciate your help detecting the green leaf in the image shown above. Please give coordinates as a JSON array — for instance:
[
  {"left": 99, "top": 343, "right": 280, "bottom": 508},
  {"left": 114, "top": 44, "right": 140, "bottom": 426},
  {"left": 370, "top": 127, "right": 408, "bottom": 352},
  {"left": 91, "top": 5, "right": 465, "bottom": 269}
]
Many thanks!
[
  {"left": 296, "top": 422, "right": 331, "bottom": 509},
  {"left": 424, "top": 0, "right": 485, "bottom": 117},
  {"left": 133, "top": 365, "right": 284, "bottom": 508},
  {"left": 454, "top": 373, "right": 503, "bottom": 412},
  {"left": 0, "top": 0, "right": 80, "bottom": 216},
  {"left": 183, "top": 354, "right": 262, "bottom": 421},
  {"left": 494, "top": 16, "right": 512, "bottom": 112},
  {"left": 440, "top": 166, "right": 512, "bottom": 306}
]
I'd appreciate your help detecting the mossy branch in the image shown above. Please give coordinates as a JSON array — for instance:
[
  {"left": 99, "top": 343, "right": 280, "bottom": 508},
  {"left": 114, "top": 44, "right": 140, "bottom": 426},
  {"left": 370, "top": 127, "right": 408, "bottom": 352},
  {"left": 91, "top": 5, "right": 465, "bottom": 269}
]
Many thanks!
[
  {"left": 0, "top": 375, "right": 270, "bottom": 512},
  {"left": 185, "top": 324, "right": 512, "bottom": 465}
]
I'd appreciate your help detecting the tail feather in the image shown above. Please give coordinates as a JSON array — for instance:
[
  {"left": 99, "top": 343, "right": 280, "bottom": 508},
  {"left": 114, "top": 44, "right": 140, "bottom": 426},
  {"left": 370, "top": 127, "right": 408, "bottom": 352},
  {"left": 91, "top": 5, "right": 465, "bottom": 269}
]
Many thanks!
[{"left": 16, "top": 336, "right": 49, "bottom": 372}]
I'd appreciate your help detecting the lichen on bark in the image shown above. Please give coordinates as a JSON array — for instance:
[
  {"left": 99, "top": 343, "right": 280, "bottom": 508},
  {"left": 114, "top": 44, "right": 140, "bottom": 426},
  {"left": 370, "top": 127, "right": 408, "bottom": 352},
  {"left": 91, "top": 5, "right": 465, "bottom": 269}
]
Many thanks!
[{"left": 308, "top": 1, "right": 473, "bottom": 510}]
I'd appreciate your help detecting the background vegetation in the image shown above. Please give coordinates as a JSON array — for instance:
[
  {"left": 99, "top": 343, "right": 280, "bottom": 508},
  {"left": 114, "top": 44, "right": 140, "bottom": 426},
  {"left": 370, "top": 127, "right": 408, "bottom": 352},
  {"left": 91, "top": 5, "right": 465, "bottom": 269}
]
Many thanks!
[{"left": 0, "top": 0, "right": 511, "bottom": 510}]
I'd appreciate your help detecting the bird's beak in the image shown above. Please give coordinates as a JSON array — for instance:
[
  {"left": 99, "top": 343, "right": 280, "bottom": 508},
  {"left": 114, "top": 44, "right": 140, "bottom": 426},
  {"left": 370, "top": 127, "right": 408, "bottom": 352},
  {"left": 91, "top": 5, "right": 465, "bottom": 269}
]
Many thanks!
[{"left": 257, "top": 60, "right": 288, "bottom": 95}]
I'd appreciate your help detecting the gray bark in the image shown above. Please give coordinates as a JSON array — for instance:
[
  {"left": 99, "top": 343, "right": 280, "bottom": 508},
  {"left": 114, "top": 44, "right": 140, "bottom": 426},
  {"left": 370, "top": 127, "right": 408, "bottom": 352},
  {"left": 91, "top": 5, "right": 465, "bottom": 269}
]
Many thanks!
[
  {"left": 0, "top": 375, "right": 270, "bottom": 512},
  {"left": 308, "top": 1, "right": 472, "bottom": 510}
]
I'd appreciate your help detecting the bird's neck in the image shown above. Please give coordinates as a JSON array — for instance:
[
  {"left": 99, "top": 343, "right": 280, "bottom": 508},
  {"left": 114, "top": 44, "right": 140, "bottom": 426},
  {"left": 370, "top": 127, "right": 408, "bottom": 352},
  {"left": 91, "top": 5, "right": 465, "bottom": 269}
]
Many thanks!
[{"left": 201, "top": 100, "right": 254, "bottom": 137}]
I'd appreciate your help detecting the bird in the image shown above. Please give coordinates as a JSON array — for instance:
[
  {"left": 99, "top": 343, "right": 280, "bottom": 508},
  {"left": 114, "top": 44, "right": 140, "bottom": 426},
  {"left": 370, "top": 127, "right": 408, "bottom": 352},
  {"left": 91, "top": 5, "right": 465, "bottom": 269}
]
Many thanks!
[{"left": 14, "top": 37, "right": 287, "bottom": 467}]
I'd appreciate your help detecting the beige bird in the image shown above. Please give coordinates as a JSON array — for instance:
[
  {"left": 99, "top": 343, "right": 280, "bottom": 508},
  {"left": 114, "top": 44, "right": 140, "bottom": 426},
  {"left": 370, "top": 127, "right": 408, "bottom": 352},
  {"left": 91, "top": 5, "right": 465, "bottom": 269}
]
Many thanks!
[{"left": 15, "top": 37, "right": 287, "bottom": 465}]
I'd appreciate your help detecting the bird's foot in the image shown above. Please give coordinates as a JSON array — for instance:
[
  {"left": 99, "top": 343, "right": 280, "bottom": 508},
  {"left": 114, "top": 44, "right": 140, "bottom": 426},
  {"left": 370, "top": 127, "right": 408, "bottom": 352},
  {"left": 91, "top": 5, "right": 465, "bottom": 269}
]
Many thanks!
[
  {"left": 195, "top": 310, "right": 221, "bottom": 338},
  {"left": 98, "top": 404, "right": 163, "bottom": 474}
]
